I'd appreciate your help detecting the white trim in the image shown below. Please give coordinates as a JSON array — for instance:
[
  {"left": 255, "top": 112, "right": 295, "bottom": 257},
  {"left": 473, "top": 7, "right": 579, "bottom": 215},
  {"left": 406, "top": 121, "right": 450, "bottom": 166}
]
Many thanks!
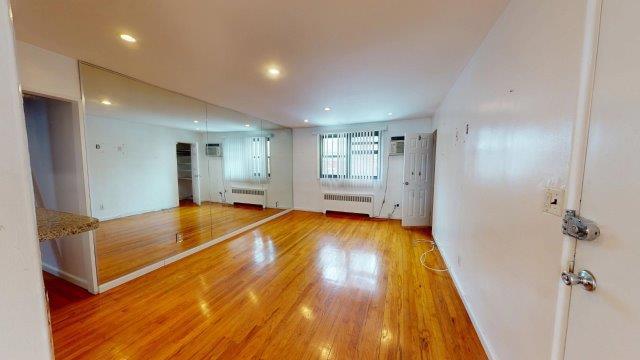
[
  {"left": 98, "top": 208, "right": 292, "bottom": 293},
  {"left": 433, "top": 233, "right": 497, "bottom": 360},
  {"left": 42, "top": 262, "right": 89, "bottom": 290},
  {"left": 550, "top": 1, "right": 602, "bottom": 359},
  {"left": 293, "top": 206, "right": 321, "bottom": 213}
]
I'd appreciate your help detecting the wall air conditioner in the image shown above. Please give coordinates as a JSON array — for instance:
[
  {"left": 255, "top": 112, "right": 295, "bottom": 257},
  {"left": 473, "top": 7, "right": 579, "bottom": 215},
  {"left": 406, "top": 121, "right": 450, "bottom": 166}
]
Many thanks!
[
  {"left": 323, "top": 193, "right": 374, "bottom": 217},
  {"left": 206, "top": 143, "right": 222, "bottom": 157},
  {"left": 230, "top": 187, "right": 266, "bottom": 208},
  {"left": 389, "top": 136, "right": 405, "bottom": 156}
]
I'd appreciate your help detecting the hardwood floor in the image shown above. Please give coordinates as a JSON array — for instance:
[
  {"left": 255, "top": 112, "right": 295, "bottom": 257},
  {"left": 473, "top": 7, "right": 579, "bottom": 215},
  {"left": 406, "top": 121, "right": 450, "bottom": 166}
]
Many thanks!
[
  {"left": 46, "top": 211, "right": 486, "bottom": 359},
  {"left": 96, "top": 201, "right": 284, "bottom": 283}
]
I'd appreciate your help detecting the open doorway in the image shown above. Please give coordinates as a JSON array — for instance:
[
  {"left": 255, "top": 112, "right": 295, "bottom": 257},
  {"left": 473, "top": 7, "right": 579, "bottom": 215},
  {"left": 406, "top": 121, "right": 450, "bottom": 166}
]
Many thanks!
[
  {"left": 22, "top": 93, "right": 98, "bottom": 293},
  {"left": 176, "top": 142, "right": 201, "bottom": 206}
]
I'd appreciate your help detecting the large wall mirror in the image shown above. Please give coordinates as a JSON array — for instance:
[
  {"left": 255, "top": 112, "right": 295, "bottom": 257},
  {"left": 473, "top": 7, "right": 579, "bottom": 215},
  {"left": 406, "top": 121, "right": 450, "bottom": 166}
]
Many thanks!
[{"left": 80, "top": 63, "right": 292, "bottom": 285}]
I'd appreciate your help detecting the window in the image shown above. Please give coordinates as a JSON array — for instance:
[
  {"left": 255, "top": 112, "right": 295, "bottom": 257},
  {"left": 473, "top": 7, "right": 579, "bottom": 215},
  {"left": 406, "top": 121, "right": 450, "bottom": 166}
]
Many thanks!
[
  {"left": 319, "top": 131, "right": 380, "bottom": 180},
  {"left": 224, "top": 136, "right": 269, "bottom": 183}
]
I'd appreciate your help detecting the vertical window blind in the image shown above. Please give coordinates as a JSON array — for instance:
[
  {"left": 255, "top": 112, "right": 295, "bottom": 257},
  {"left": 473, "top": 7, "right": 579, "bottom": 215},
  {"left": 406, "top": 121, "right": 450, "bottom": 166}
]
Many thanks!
[
  {"left": 318, "top": 130, "right": 382, "bottom": 188},
  {"left": 223, "top": 136, "right": 269, "bottom": 183}
]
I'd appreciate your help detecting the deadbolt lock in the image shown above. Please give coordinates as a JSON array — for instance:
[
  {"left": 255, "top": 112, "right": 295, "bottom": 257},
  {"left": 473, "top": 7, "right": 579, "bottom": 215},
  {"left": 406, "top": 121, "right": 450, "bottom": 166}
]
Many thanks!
[{"left": 562, "top": 210, "right": 600, "bottom": 241}]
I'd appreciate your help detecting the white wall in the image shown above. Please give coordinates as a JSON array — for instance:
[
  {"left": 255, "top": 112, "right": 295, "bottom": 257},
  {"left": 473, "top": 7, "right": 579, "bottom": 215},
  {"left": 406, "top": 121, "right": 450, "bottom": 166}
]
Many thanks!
[
  {"left": 0, "top": 0, "right": 53, "bottom": 356},
  {"left": 199, "top": 128, "right": 294, "bottom": 208},
  {"left": 293, "top": 118, "right": 432, "bottom": 219},
  {"left": 85, "top": 116, "right": 200, "bottom": 220},
  {"left": 16, "top": 40, "right": 97, "bottom": 292},
  {"left": 431, "top": 1, "right": 586, "bottom": 359},
  {"left": 16, "top": 40, "right": 81, "bottom": 101}
]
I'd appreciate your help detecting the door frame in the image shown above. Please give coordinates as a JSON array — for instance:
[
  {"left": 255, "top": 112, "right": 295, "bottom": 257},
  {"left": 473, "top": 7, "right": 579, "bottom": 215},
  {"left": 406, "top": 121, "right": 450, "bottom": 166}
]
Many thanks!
[{"left": 550, "top": 1, "right": 603, "bottom": 359}]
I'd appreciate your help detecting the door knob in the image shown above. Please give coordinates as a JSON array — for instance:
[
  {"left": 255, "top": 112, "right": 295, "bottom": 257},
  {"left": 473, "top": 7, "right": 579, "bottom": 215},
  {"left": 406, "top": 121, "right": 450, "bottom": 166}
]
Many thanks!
[
  {"left": 404, "top": 181, "right": 409, "bottom": 185},
  {"left": 561, "top": 270, "right": 596, "bottom": 291}
]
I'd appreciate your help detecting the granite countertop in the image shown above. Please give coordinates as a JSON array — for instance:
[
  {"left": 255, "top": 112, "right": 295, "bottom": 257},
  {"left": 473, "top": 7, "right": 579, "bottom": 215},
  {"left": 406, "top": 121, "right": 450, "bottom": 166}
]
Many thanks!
[{"left": 36, "top": 207, "right": 100, "bottom": 242}]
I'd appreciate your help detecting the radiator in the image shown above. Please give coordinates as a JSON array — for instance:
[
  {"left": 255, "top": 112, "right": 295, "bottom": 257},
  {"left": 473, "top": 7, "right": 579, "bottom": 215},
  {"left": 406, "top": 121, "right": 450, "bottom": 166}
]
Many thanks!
[
  {"left": 322, "top": 193, "right": 374, "bottom": 216},
  {"left": 230, "top": 187, "right": 266, "bottom": 208}
]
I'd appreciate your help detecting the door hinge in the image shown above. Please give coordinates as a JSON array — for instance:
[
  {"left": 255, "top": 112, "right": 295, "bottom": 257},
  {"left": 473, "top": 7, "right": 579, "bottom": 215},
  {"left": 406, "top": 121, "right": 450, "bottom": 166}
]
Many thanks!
[{"left": 562, "top": 210, "right": 600, "bottom": 241}]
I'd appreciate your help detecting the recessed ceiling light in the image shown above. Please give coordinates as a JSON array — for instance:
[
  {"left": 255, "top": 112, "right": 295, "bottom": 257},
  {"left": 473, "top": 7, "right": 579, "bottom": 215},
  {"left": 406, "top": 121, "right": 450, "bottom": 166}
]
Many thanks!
[
  {"left": 388, "top": 112, "right": 393, "bottom": 116},
  {"left": 193, "top": 120, "right": 199, "bottom": 123},
  {"left": 101, "top": 99, "right": 112, "bottom": 105},
  {"left": 323, "top": 107, "right": 332, "bottom": 111},
  {"left": 266, "top": 67, "right": 281, "bottom": 78},
  {"left": 244, "top": 124, "right": 251, "bottom": 127},
  {"left": 303, "top": 119, "right": 309, "bottom": 123},
  {"left": 119, "top": 34, "right": 137, "bottom": 43}
]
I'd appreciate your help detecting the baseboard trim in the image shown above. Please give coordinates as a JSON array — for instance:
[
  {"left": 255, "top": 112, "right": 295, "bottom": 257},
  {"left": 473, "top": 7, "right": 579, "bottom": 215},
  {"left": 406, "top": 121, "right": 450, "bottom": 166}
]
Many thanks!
[
  {"left": 98, "top": 208, "right": 293, "bottom": 293},
  {"left": 42, "top": 262, "right": 90, "bottom": 290},
  {"left": 432, "top": 233, "right": 497, "bottom": 360}
]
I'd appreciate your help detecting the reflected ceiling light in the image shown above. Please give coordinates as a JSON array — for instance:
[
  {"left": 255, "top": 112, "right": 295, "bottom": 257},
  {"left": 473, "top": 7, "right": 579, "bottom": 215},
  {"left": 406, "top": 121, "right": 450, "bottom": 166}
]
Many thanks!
[
  {"left": 387, "top": 112, "right": 393, "bottom": 116},
  {"left": 193, "top": 120, "right": 199, "bottom": 123},
  {"left": 101, "top": 99, "right": 112, "bottom": 105},
  {"left": 119, "top": 34, "right": 137, "bottom": 43},
  {"left": 323, "top": 107, "right": 332, "bottom": 111},
  {"left": 304, "top": 119, "right": 309, "bottom": 123},
  {"left": 244, "top": 124, "right": 251, "bottom": 127}
]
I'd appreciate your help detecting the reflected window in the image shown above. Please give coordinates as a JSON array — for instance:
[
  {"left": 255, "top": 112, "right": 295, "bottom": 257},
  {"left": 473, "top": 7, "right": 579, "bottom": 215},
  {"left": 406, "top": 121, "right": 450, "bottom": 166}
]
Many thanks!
[{"left": 318, "top": 244, "right": 379, "bottom": 291}]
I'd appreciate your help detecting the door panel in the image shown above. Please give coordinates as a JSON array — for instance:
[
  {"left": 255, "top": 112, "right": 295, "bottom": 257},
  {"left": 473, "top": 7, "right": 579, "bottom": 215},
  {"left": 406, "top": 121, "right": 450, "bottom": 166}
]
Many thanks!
[
  {"left": 565, "top": 1, "right": 640, "bottom": 358},
  {"left": 402, "top": 133, "right": 432, "bottom": 226}
]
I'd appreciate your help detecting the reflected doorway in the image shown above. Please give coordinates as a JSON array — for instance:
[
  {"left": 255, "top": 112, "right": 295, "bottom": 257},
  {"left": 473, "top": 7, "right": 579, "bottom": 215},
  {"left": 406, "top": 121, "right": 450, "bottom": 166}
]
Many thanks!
[{"left": 176, "top": 142, "right": 201, "bottom": 206}]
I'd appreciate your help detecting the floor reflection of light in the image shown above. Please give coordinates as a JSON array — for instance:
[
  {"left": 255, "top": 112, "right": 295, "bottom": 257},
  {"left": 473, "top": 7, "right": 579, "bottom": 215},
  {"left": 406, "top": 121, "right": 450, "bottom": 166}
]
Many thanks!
[
  {"left": 319, "top": 344, "right": 332, "bottom": 359},
  {"left": 318, "top": 245, "right": 379, "bottom": 291},
  {"left": 253, "top": 237, "right": 276, "bottom": 264},
  {"left": 381, "top": 328, "right": 392, "bottom": 343},
  {"left": 300, "top": 305, "right": 314, "bottom": 320},
  {"left": 199, "top": 299, "right": 211, "bottom": 318},
  {"left": 248, "top": 290, "right": 259, "bottom": 305}
]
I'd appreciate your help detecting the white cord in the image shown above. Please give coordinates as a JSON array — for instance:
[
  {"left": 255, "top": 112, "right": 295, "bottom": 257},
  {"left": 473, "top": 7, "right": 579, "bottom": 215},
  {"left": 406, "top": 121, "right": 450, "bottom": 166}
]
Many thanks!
[{"left": 412, "top": 239, "right": 448, "bottom": 272}]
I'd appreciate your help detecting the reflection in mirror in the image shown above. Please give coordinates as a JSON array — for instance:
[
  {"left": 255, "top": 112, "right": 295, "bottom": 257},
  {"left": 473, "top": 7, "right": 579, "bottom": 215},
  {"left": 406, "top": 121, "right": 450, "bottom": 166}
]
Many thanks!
[
  {"left": 80, "top": 63, "right": 292, "bottom": 286},
  {"left": 200, "top": 107, "right": 293, "bottom": 236}
]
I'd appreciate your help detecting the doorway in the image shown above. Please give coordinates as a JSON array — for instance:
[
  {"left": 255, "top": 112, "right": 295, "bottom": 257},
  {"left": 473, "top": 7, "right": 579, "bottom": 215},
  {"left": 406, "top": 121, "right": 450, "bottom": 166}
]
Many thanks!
[
  {"left": 22, "top": 93, "right": 97, "bottom": 293},
  {"left": 176, "top": 142, "right": 201, "bottom": 206}
]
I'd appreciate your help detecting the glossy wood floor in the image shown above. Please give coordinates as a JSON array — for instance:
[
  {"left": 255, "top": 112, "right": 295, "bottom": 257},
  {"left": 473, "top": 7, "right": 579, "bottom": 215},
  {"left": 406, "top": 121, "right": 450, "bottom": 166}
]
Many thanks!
[
  {"left": 96, "top": 201, "right": 284, "bottom": 283},
  {"left": 47, "top": 211, "right": 486, "bottom": 359}
]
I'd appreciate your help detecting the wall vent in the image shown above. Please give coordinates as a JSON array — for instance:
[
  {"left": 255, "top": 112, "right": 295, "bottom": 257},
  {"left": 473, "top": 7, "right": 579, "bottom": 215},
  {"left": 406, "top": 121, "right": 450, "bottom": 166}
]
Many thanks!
[
  {"left": 323, "top": 193, "right": 373, "bottom": 203},
  {"left": 230, "top": 187, "right": 267, "bottom": 207},
  {"left": 322, "top": 193, "right": 374, "bottom": 216},
  {"left": 232, "top": 188, "right": 265, "bottom": 196}
]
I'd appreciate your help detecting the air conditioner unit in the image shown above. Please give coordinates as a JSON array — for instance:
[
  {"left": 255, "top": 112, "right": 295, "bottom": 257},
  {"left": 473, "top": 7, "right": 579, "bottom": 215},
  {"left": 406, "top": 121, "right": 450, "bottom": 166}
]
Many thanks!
[
  {"left": 230, "top": 187, "right": 266, "bottom": 208},
  {"left": 389, "top": 136, "right": 405, "bottom": 156},
  {"left": 206, "top": 143, "right": 222, "bottom": 157},
  {"left": 323, "top": 193, "right": 374, "bottom": 217}
]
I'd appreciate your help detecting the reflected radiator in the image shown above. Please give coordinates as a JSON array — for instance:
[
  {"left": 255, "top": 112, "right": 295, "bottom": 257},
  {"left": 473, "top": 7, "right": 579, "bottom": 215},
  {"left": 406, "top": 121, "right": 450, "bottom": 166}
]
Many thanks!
[
  {"left": 230, "top": 187, "right": 266, "bottom": 208},
  {"left": 323, "top": 193, "right": 374, "bottom": 216}
]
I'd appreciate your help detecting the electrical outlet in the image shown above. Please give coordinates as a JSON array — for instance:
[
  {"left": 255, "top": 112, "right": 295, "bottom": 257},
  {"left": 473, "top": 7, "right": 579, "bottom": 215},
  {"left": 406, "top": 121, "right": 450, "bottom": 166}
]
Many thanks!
[
  {"left": 543, "top": 187, "right": 564, "bottom": 216},
  {"left": 176, "top": 233, "right": 184, "bottom": 243},
  {"left": 99, "top": 204, "right": 104, "bottom": 210},
  {"left": 394, "top": 203, "right": 400, "bottom": 208},
  {"left": 457, "top": 255, "right": 462, "bottom": 268}
]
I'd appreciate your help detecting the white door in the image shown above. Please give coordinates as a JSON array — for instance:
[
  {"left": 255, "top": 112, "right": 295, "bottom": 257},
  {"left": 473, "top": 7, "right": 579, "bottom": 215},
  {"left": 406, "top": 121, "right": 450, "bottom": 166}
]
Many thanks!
[
  {"left": 565, "top": 1, "right": 640, "bottom": 358},
  {"left": 402, "top": 133, "right": 433, "bottom": 227},
  {"left": 191, "top": 142, "right": 201, "bottom": 205}
]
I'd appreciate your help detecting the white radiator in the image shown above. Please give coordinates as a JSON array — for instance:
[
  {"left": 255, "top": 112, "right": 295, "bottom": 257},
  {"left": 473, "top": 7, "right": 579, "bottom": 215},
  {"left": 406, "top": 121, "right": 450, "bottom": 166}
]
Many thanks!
[
  {"left": 230, "top": 187, "right": 266, "bottom": 208},
  {"left": 322, "top": 193, "right": 374, "bottom": 216}
]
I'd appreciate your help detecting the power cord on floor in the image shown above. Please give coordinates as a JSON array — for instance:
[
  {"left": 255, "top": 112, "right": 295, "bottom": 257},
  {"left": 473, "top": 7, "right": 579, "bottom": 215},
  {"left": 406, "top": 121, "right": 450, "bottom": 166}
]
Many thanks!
[{"left": 412, "top": 239, "right": 448, "bottom": 272}]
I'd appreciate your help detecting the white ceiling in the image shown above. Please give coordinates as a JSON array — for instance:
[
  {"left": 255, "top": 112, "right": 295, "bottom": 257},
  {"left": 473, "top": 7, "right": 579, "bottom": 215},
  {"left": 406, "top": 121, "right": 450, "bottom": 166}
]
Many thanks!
[{"left": 11, "top": 0, "right": 508, "bottom": 128}]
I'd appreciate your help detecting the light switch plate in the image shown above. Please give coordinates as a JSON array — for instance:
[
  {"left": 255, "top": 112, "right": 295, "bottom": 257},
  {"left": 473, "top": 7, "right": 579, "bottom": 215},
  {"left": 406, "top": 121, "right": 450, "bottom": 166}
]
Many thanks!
[{"left": 543, "top": 187, "right": 564, "bottom": 216}]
